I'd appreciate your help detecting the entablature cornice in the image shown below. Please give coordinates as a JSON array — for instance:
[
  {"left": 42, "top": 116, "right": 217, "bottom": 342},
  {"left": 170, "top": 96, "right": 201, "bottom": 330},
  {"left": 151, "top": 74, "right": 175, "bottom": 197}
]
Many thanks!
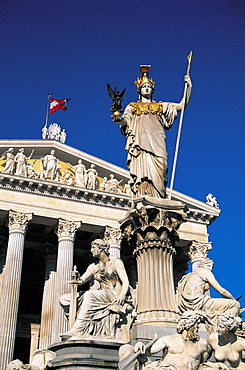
[
  {"left": 0, "top": 173, "right": 132, "bottom": 210},
  {"left": 185, "top": 209, "right": 217, "bottom": 225}
]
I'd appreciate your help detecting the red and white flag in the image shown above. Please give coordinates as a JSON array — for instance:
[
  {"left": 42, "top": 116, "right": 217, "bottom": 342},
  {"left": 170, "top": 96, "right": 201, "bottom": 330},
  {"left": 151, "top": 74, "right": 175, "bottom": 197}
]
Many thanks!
[{"left": 49, "top": 97, "right": 70, "bottom": 114}]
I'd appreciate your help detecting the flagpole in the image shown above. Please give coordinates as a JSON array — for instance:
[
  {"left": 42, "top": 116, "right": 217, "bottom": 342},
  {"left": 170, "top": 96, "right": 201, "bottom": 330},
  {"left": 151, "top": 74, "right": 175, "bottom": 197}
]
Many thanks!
[
  {"left": 45, "top": 93, "right": 51, "bottom": 128},
  {"left": 168, "top": 51, "right": 193, "bottom": 200}
]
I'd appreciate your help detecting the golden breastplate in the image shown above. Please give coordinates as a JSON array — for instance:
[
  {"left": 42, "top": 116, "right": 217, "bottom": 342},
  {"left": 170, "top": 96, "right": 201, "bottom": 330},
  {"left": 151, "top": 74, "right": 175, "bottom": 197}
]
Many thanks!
[{"left": 130, "top": 101, "right": 163, "bottom": 116}]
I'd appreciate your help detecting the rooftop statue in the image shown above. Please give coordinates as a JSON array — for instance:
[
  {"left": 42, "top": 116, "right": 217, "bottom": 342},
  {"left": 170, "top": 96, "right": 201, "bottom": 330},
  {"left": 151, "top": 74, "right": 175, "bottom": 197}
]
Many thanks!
[
  {"left": 109, "top": 64, "right": 192, "bottom": 198},
  {"left": 60, "top": 239, "right": 133, "bottom": 341},
  {"left": 86, "top": 164, "right": 98, "bottom": 190},
  {"left": 14, "top": 148, "right": 34, "bottom": 177},
  {"left": 41, "top": 149, "right": 59, "bottom": 181},
  {"left": 118, "top": 311, "right": 223, "bottom": 370},
  {"left": 69, "top": 159, "right": 87, "bottom": 187},
  {"left": 177, "top": 258, "right": 240, "bottom": 331},
  {"left": 0, "top": 148, "right": 15, "bottom": 174},
  {"left": 206, "top": 193, "right": 220, "bottom": 208},
  {"left": 106, "top": 174, "right": 122, "bottom": 194},
  {"left": 41, "top": 123, "right": 67, "bottom": 143}
]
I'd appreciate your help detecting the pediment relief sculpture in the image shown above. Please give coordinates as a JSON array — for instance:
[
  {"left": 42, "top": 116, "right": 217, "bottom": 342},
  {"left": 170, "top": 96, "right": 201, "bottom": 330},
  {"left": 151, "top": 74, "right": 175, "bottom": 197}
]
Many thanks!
[{"left": 0, "top": 147, "right": 129, "bottom": 195}]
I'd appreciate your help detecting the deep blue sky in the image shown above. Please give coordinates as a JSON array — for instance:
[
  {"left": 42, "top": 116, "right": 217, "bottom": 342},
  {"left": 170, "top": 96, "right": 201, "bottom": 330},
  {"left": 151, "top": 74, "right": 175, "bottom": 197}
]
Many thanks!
[{"left": 1, "top": 0, "right": 244, "bottom": 309}]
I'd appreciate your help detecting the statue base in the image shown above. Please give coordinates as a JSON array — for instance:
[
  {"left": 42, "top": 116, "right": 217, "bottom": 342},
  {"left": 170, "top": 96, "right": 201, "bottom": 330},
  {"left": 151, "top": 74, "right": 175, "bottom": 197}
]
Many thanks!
[{"left": 49, "top": 339, "right": 121, "bottom": 370}]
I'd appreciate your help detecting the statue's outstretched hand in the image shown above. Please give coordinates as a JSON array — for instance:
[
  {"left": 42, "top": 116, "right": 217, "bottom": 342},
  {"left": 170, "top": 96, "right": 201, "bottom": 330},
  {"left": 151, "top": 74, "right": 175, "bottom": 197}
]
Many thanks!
[
  {"left": 134, "top": 342, "right": 145, "bottom": 354},
  {"left": 184, "top": 74, "right": 192, "bottom": 87}
]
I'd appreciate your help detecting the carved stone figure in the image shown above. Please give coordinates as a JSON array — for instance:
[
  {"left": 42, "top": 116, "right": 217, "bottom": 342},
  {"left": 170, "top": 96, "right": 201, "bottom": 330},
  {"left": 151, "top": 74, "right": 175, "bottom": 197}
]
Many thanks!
[
  {"left": 14, "top": 148, "right": 33, "bottom": 177},
  {"left": 99, "top": 177, "right": 108, "bottom": 191},
  {"left": 70, "top": 159, "right": 87, "bottom": 187},
  {"left": 41, "top": 124, "right": 48, "bottom": 139},
  {"left": 27, "top": 161, "right": 37, "bottom": 178},
  {"left": 86, "top": 164, "right": 98, "bottom": 190},
  {"left": 177, "top": 258, "right": 240, "bottom": 331},
  {"left": 61, "top": 169, "right": 73, "bottom": 185},
  {"left": 6, "top": 349, "right": 55, "bottom": 370},
  {"left": 119, "top": 311, "right": 214, "bottom": 370},
  {"left": 107, "top": 84, "right": 126, "bottom": 114},
  {"left": 107, "top": 174, "right": 122, "bottom": 194},
  {"left": 114, "top": 65, "right": 192, "bottom": 198},
  {"left": 60, "top": 239, "right": 133, "bottom": 341},
  {"left": 0, "top": 148, "right": 15, "bottom": 174},
  {"left": 206, "top": 193, "right": 219, "bottom": 208},
  {"left": 48, "top": 123, "right": 61, "bottom": 140},
  {"left": 124, "top": 181, "right": 132, "bottom": 196},
  {"left": 41, "top": 150, "right": 59, "bottom": 180},
  {"left": 6, "top": 359, "right": 39, "bottom": 370},
  {"left": 30, "top": 349, "right": 56, "bottom": 370},
  {"left": 202, "top": 313, "right": 245, "bottom": 370},
  {"left": 59, "top": 129, "right": 67, "bottom": 143}
]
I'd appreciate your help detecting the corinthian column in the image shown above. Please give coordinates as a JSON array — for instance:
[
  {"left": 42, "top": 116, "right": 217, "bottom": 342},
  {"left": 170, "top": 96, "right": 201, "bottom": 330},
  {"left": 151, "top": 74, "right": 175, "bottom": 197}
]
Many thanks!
[
  {"left": 104, "top": 225, "right": 122, "bottom": 258},
  {"left": 121, "top": 197, "right": 187, "bottom": 324},
  {"left": 51, "top": 219, "right": 81, "bottom": 343},
  {"left": 0, "top": 210, "right": 32, "bottom": 370},
  {"left": 188, "top": 240, "right": 212, "bottom": 270}
]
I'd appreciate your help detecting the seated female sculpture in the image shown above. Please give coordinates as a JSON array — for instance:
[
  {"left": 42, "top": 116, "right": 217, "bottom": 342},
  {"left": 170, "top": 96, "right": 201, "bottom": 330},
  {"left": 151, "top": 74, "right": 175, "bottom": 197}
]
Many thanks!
[
  {"left": 177, "top": 258, "right": 240, "bottom": 331},
  {"left": 60, "top": 239, "right": 133, "bottom": 341}
]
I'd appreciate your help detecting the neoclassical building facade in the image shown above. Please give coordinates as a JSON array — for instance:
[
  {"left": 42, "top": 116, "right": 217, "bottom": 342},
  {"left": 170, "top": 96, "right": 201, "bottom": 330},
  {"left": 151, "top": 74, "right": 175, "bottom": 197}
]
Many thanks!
[{"left": 0, "top": 139, "right": 220, "bottom": 368}]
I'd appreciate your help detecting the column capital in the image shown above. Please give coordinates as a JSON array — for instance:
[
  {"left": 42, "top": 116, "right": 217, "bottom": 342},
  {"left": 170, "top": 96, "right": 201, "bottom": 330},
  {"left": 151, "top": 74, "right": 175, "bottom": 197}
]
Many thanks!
[
  {"left": 8, "top": 210, "right": 33, "bottom": 234},
  {"left": 104, "top": 226, "right": 122, "bottom": 245},
  {"left": 188, "top": 240, "right": 212, "bottom": 262},
  {"left": 56, "top": 218, "right": 81, "bottom": 242}
]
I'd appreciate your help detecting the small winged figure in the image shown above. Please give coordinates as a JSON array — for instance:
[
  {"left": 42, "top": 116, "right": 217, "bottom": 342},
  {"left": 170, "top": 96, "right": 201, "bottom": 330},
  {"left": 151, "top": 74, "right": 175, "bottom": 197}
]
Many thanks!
[{"left": 107, "top": 83, "right": 126, "bottom": 114}]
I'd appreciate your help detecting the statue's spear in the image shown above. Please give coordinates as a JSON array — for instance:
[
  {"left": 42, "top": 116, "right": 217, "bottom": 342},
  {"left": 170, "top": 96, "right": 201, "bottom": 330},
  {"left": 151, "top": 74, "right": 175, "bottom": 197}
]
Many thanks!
[{"left": 168, "top": 51, "right": 193, "bottom": 200}]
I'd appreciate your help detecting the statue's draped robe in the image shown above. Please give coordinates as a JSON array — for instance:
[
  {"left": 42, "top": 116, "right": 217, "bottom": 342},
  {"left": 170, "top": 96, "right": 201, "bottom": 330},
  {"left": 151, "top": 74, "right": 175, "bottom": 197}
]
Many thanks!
[
  {"left": 60, "top": 256, "right": 130, "bottom": 339},
  {"left": 121, "top": 101, "right": 177, "bottom": 198},
  {"left": 177, "top": 268, "right": 240, "bottom": 330}
]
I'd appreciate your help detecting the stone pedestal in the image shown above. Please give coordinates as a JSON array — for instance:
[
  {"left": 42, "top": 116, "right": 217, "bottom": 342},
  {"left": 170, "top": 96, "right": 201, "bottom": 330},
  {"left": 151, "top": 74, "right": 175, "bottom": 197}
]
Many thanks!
[
  {"left": 49, "top": 340, "right": 120, "bottom": 370},
  {"left": 121, "top": 197, "right": 187, "bottom": 326}
]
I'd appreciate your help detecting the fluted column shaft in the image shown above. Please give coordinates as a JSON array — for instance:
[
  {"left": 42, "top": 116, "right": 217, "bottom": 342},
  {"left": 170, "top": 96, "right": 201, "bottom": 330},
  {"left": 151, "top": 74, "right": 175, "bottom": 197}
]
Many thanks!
[
  {"left": 39, "top": 245, "right": 57, "bottom": 349},
  {"left": 51, "top": 219, "right": 81, "bottom": 343},
  {"left": 0, "top": 211, "right": 32, "bottom": 370},
  {"left": 134, "top": 234, "right": 178, "bottom": 323}
]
